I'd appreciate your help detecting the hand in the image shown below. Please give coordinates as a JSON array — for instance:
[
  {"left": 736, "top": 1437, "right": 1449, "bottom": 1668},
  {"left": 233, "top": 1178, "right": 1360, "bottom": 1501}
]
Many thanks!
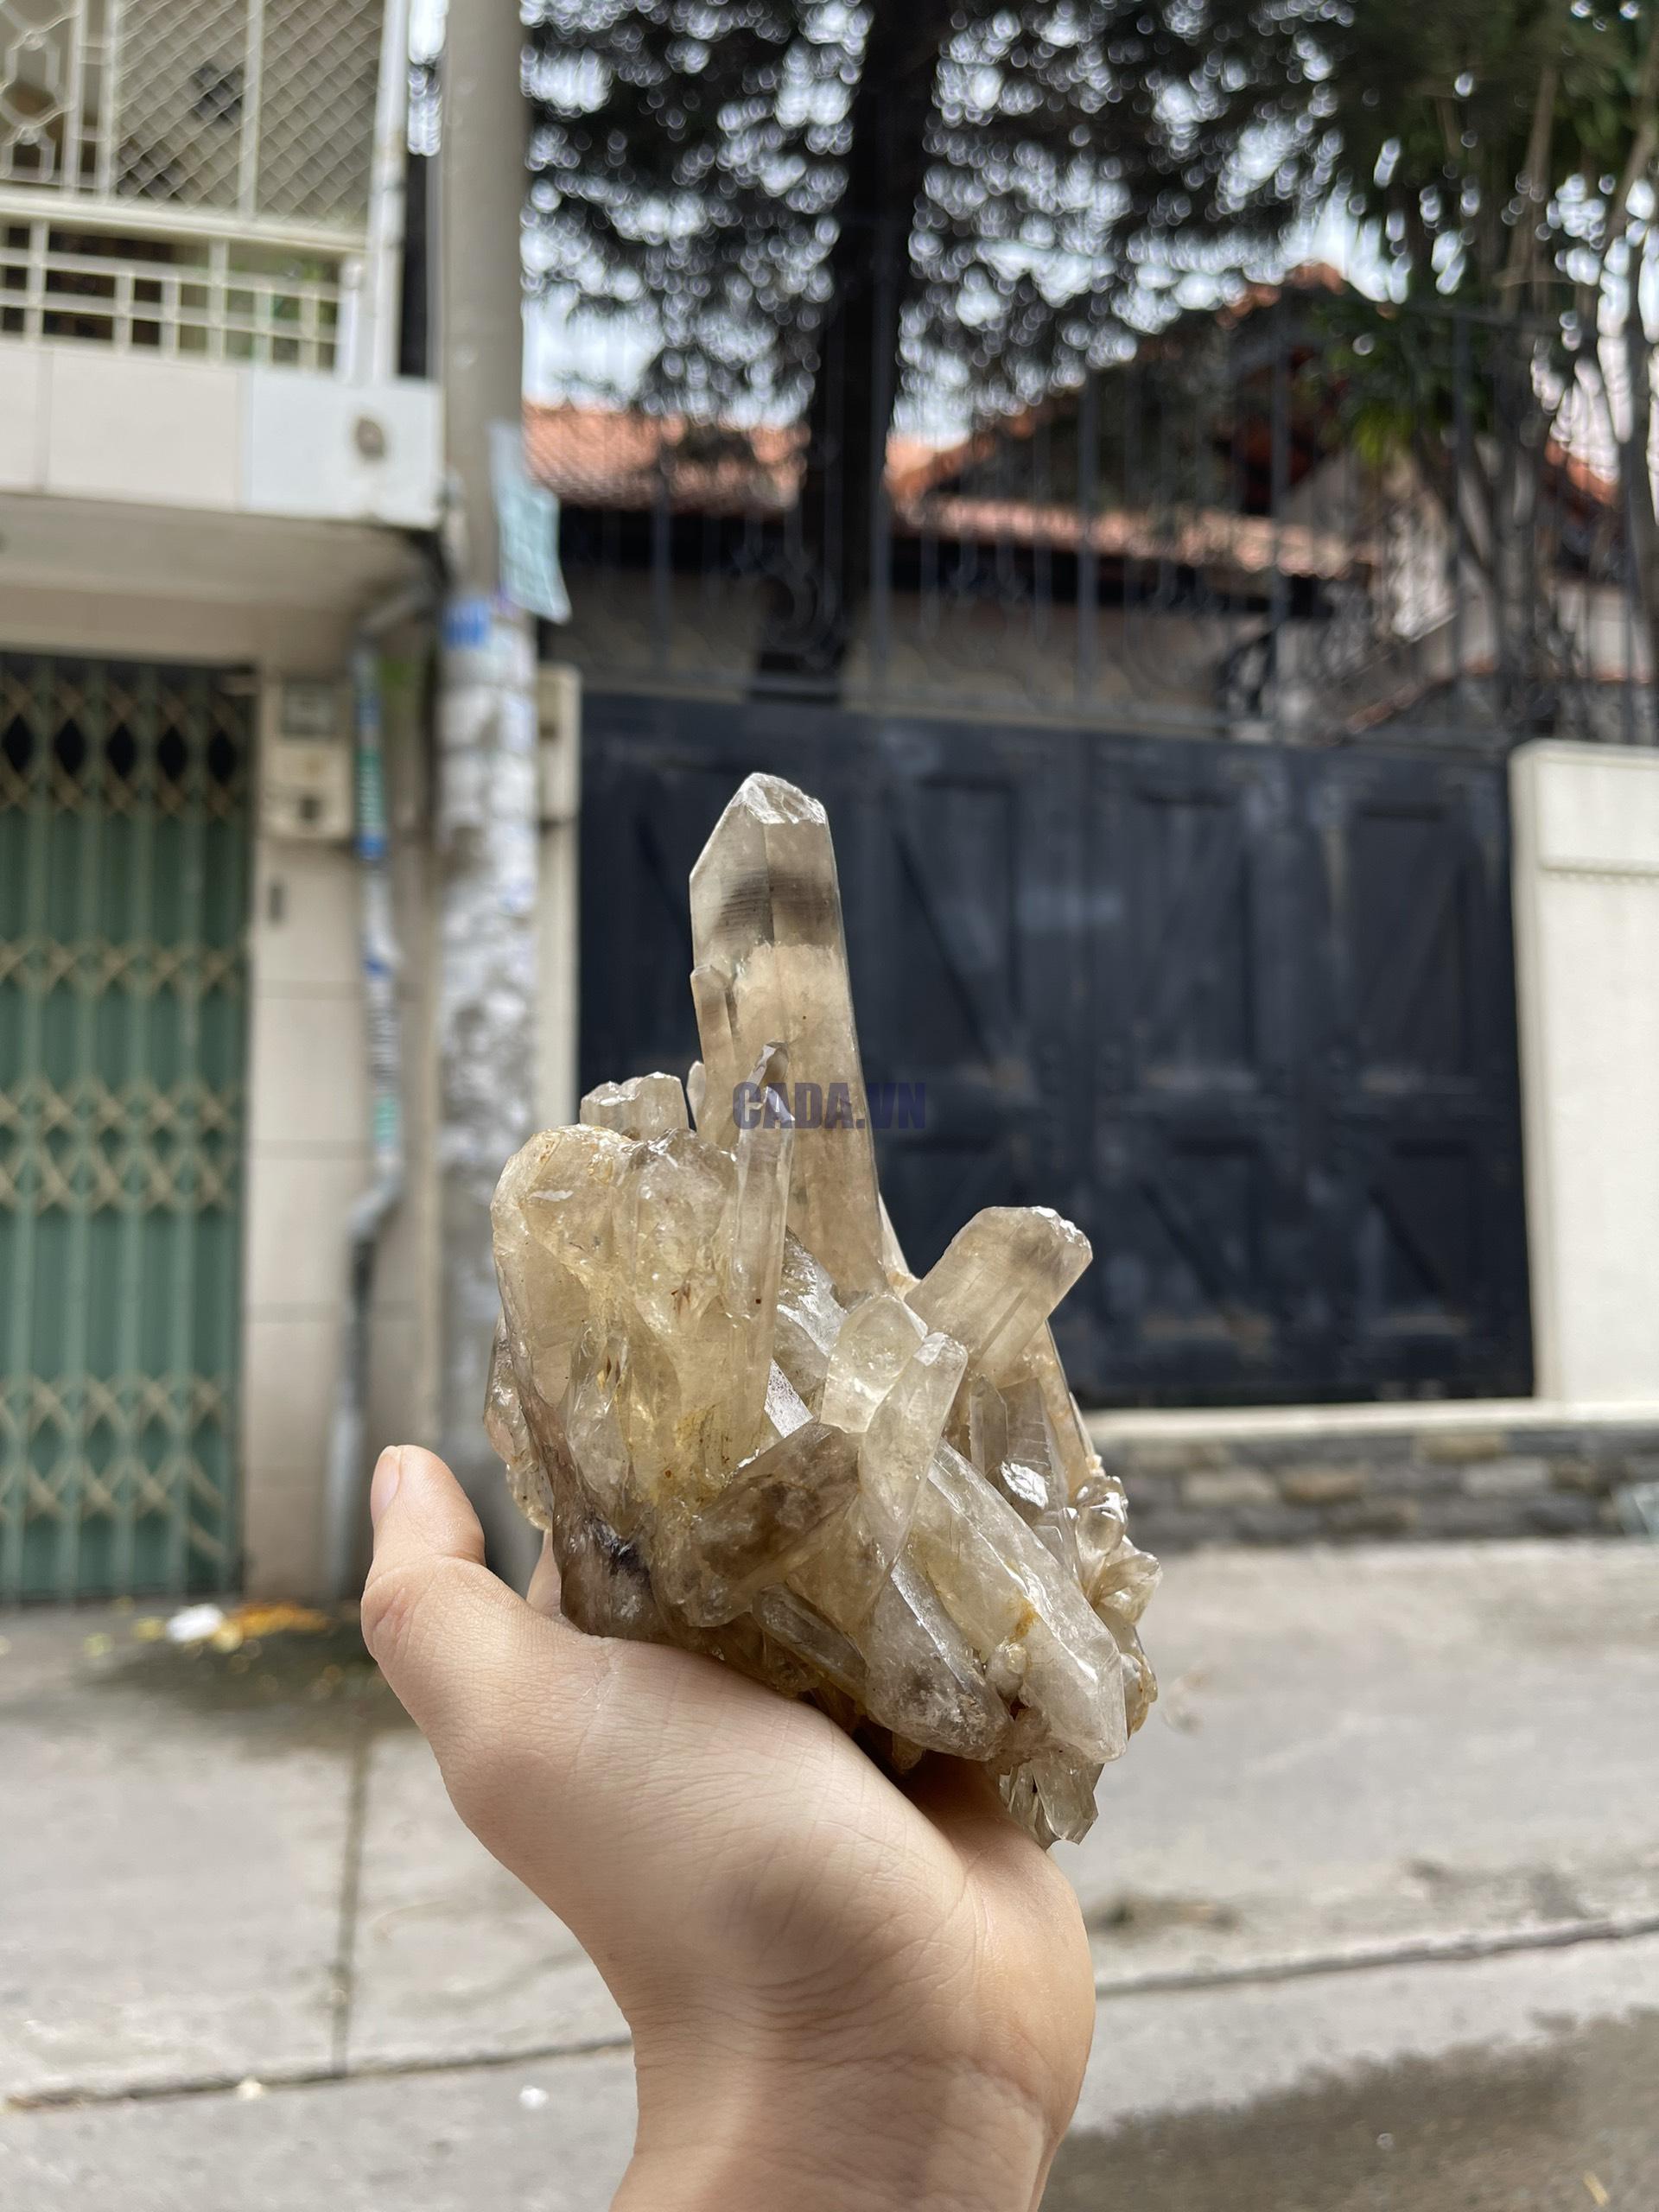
[{"left": 361, "top": 1446, "right": 1096, "bottom": 2212}]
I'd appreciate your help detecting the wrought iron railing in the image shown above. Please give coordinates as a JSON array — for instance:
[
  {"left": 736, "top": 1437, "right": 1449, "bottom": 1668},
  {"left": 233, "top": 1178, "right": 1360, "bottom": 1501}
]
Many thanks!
[{"left": 537, "top": 289, "right": 1657, "bottom": 749}]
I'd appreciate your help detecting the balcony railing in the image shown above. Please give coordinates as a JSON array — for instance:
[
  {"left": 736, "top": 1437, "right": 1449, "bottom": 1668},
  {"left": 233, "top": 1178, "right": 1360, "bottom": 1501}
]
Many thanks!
[{"left": 0, "top": 0, "right": 393, "bottom": 372}]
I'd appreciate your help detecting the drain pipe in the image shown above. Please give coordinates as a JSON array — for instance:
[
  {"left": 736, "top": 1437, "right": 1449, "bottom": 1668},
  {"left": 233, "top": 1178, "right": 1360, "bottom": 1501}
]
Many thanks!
[{"left": 321, "top": 581, "right": 432, "bottom": 1600}]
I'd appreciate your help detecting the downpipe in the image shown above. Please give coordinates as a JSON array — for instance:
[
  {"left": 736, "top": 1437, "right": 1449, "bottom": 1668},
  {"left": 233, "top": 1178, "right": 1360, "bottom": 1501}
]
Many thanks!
[{"left": 321, "top": 582, "right": 431, "bottom": 1600}]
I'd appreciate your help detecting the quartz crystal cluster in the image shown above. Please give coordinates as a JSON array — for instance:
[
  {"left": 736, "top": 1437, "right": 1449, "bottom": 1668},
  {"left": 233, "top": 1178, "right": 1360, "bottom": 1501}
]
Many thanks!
[{"left": 486, "top": 775, "right": 1158, "bottom": 1845}]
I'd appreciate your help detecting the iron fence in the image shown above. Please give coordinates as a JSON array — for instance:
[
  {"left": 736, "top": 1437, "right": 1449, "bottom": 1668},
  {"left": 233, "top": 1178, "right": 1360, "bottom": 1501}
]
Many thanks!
[{"left": 537, "top": 286, "right": 1657, "bottom": 749}]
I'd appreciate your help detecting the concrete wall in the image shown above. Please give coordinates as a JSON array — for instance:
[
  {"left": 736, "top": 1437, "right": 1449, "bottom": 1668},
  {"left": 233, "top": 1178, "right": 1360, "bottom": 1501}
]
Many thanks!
[
  {"left": 0, "top": 342, "right": 441, "bottom": 529},
  {"left": 1511, "top": 742, "right": 1659, "bottom": 1405}
]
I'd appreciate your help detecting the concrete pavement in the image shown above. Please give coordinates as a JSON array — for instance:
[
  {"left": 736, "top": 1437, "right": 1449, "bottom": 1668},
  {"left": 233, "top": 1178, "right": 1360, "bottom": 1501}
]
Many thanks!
[{"left": 3, "top": 1540, "right": 1657, "bottom": 2207}]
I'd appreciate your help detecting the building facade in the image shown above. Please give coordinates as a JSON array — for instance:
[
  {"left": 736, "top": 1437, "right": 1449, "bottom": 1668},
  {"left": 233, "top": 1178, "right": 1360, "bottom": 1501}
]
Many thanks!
[
  {"left": 3, "top": 12, "right": 1656, "bottom": 1605},
  {"left": 0, "top": 0, "right": 448, "bottom": 1599}
]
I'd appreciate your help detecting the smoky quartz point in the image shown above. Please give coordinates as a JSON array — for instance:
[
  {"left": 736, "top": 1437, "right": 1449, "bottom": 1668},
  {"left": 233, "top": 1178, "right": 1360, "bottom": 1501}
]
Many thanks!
[{"left": 486, "top": 773, "right": 1157, "bottom": 1845}]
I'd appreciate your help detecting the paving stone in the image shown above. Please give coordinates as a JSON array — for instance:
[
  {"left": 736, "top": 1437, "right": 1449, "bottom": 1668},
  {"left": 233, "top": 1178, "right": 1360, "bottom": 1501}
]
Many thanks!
[
  {"left": 1369, "top": 1460, "right": 1459, "bottom": 1498},
  {"left": 0, "top": 1611, "right": 356, "bottom": 2103},
  {"left": 1548, "top": 1457, "right": 1607, "bottom": 1493},
  {"left": 1228, "top": 1503, "right": 1325, "bottom": 1545},
  {"left": 1325, "top": 1497, "right": 1420, "bottom": 1539},
  {"left": 0, "top": 2048, "right": 638, "bottom": 2212},
  {"left": 1128, "top": 1509, "right": 1235, "bottom": 1554},
  {"left": 1183, "top": 1470, "right": 1279, "bottom": 1509},
  {"left": 1461, "top": 1457, "right": 1550, "bottom": 1498},
  {"left": 1522, "top": 1494, "right": 1605, "bottom": 1536},
  {"left": 1414, "top": 1498, "right": 1525, "bottom": 1541},
  {"left": 1277, "top": 1466, "right": 1365, "bottom": 1507},
  {"left": 1415, "top": 1428, "right": 1510, "bottom": 1465},
  {"left": 347, "top": 1730, "right": 626, "bottom": 2069}
]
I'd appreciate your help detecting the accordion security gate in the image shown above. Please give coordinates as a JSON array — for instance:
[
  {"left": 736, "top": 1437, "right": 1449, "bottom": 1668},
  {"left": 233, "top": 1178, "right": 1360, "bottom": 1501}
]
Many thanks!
[{"left": 0, "top": 654, "right": 250, "bottom": 1600}]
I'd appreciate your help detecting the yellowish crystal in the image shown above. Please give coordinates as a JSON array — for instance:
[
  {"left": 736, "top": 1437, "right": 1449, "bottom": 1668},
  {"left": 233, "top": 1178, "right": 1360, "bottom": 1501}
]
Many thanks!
[{"left": 486, "top": 773, "right": 1158, "bottom": 1844}]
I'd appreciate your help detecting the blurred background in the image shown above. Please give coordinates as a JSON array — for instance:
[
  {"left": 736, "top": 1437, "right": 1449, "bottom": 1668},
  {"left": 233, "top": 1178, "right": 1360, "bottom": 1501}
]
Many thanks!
[{"left": 2, "top": 1, "right": 1657, "bottom": 2205}]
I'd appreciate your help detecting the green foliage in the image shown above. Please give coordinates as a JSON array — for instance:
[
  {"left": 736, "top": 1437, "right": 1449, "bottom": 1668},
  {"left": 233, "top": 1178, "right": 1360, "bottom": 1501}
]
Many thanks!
[{"left": 1307, "top": 0, "right": 1648, "bottom": 315}]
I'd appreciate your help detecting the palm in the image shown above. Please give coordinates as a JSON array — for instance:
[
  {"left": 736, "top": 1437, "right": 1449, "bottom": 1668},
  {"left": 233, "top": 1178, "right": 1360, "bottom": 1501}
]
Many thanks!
[{"left": 365, "top": 1446, "right": 1096, "bottom": 2210}]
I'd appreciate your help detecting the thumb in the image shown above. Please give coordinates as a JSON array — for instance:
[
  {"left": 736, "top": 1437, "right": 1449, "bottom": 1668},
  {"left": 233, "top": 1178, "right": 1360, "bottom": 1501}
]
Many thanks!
[{"left": 360, "top": 1446, "right": 613, "bottom": 1850}]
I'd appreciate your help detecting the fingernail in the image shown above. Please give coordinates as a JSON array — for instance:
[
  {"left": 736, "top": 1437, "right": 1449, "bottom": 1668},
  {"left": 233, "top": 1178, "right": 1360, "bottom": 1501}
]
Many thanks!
[{"left": 370, "top": 1447, "right": 404, "bottom": 1528}]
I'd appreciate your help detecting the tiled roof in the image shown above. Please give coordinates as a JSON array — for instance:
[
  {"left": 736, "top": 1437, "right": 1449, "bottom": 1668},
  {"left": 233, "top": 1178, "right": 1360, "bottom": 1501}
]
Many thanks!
[{"left": 523, "top": 403, "right": 1368, "bottom": 578}]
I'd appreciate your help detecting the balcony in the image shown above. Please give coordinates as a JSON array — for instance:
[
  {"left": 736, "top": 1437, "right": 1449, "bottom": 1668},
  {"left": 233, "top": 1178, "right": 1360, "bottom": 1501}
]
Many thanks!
[
  {"left": 0, "top": 0, "right": 393, "bottom": 372},
  {"left": 0, "top": 0, "right": 441, "bottom": 584}
]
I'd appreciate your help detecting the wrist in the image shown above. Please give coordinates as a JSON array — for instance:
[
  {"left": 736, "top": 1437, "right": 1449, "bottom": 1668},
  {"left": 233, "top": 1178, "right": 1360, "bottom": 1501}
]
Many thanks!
[{"left": 614, "top": 2023, "right": 1057, "bottom": 2212}]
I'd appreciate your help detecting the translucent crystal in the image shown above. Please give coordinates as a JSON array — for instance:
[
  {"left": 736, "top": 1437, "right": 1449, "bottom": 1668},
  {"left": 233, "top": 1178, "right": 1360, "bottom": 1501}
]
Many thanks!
[
  {"left": 864, "top": 1554, "right": 1011, "bottom": 1759},
  {"left": 907, "top": 1207, "right": 1091, "bottom": 1381},
  {"left": 820, "top": 1291, "right": 925, "bottom": 1434},
  {"left": 689, "top": 774, "right": 885, "bottom": 1298},
  {"left": 486, "top": 774, "right": 1157, "bottom": 1844},
  {"left": 580, "top": 1071, "right": 689, "bottom": 1141},
  {"left": 860, "top": 1332, "right": 969, "bottom": 1563}
]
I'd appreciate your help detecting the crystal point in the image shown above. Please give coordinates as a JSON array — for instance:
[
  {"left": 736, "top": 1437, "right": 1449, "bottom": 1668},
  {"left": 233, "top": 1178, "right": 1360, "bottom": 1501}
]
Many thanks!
[
  {"left": 580, "top": 1071, "right": 689, "bottom": 1141},
  {"left": 487, "top": 775, "right": 1156, "bottom": 1843},
  {"left": 689, "top": 774, "right": 885, "bottom": 1298}
]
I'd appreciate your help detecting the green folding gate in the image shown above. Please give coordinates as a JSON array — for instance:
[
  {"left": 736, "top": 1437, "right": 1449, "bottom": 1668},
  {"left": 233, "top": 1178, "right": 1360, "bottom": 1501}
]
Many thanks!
[{"left": 0, "top": 655, "right": 251, "bottom": 1600}]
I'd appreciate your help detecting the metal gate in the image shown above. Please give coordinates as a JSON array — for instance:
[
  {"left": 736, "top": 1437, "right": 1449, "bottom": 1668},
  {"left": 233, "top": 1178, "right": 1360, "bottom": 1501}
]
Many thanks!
[
  {"left": 0, "top": 654, "right": 251, "bottom": 1599},
  {"left": 582, "top": 695, "right": 1531, "bottom": 1406}
]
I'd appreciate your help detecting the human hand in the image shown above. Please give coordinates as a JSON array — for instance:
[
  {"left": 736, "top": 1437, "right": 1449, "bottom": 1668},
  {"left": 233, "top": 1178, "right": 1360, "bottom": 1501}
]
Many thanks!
[{"left": 361, "top": 1445, "right": 1096, "bottom": 2212}]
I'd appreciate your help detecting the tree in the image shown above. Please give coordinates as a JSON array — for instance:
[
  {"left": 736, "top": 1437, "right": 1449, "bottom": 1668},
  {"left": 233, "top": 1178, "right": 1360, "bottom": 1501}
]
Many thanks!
[
  {"left": 1294, "top": 2, "right": 1659, "bottom": 733},
  {"left": 521, "top": 2, "right": 1332, "bottom": 689}
]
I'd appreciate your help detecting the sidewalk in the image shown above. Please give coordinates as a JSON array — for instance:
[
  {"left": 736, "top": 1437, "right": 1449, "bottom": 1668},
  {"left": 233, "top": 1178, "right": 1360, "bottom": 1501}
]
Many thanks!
[{"left": 4, "top": 1540, "right": 1658, "bottom": 2208}]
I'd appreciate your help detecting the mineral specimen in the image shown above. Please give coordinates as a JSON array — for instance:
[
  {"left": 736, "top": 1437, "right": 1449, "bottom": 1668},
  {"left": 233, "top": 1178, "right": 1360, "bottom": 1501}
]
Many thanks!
[{"left": 486, "top": 774, "right": 1158, "bottom": 1845}]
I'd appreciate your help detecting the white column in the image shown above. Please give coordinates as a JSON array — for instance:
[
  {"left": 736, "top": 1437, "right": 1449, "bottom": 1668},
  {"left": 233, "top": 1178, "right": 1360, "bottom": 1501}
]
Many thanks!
[
  {"left": 1511, "top": 740, "right": 1659, "bottom": 1403},
  {"left": 536, "top": 663, "right": 582, "bottom": 1129}
]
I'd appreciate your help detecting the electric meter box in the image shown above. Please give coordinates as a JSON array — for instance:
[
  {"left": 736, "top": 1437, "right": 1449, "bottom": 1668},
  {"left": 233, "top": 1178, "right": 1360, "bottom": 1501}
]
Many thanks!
[{"left": 260, "top": 677, "right": 353, "bottom": 842}]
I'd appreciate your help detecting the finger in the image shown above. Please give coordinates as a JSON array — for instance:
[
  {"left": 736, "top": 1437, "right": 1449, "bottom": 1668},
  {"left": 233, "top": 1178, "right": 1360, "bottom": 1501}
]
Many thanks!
[
  {"left": 526, "top": 1529, "right": 563, "bottom": 1618},
  {"left": 360, "top": 1446, "right": 609, "bottom": 1819}
]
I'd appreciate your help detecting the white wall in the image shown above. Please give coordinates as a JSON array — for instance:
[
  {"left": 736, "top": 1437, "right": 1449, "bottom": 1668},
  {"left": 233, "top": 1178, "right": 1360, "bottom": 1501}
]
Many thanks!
[
  {"left": 0, "top": 342, "right": 441, "bottom": 529},
  {"left": 1512, "top": 741, "right": 1659, "bottom": 1403}
]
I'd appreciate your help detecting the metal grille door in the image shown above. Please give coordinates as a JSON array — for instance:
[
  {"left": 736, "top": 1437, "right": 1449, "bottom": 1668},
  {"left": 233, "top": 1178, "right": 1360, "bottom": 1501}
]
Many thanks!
[{"left": 0, "top": 656, "right": 251, "bottom": 1599}]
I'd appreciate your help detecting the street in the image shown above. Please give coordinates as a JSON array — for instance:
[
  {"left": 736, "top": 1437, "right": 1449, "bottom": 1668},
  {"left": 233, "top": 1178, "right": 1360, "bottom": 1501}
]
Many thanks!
[{"left": 4, "top": 1539, "right": 1656, "bottom": 2209}]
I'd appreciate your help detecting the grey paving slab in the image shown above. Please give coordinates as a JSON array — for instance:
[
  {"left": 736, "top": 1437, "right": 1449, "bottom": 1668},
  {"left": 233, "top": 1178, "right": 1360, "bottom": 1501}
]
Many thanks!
[
  {"left": 1054, "top": 1935, "right": 1659, "bottom": 2211},
  {"left": 0, "top": 1608, "right": 360, "bottom": 2103},
  {"left": 346, "top": 1728, "right": 626, "bottom": 2069},
  {"left": 342, "top": 1540, "right": 1659, "bottom": 2065},
  {"left": 0, "top": 2048, "right": 639, "bottom": 2212},
  {"left": 1062, "top": 1540, "right": 1659, "bottom": 1984},
  {"left": 9, "top": 1540, "right": 1658, "bottom": 2118},
  {"left": 5, "top": 1931, "right": 1656, "bottom": 2211}
]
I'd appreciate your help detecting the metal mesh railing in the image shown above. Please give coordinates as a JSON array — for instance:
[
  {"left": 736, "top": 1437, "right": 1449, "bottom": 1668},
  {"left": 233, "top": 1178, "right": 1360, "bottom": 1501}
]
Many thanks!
[{"left": 0, "top": 0, "right": 382, "bottom": 223}]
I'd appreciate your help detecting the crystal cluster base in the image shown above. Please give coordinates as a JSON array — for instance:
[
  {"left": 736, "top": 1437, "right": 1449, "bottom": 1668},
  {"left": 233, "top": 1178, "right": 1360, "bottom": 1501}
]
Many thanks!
[{"left": 486, "top": 775, "right": 1157, "bottom": 1845}]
